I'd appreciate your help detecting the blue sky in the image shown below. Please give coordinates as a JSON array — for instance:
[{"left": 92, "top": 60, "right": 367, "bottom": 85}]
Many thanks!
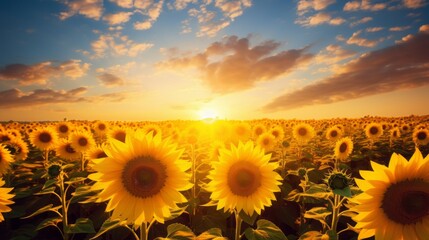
[{"left": 0, "top": 0, "right": 428, "bottom": 121}]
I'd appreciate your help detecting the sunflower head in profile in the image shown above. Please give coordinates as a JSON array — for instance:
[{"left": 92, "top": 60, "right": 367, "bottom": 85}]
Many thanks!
[
  {"left": 30, "top": 127, "right": 59, "bottom": 151},
  {"left": 89, "top": 131, "right": 192, "bottom": 225},
  {"left": 364, "top": 122, "right": 383, "bottom": 140},
  {"left": 292, "top": 123, "right": 315, "bottom": 143},
  {"left": 413, "top": 128, "right": 429, "bottom": 147},
  {"left": 70, "top": 130, "right": 96, "bottom": 153},
  {"left": 334, "top": 137, "right": 354, "bottom": 162},
  {"left": 389, "top": 127, "right": 401, "bottom": 140},
  {"left": 0, "top": 178, "right": 14, "bottom": 222},
  {"left": 256, "top": 132, "right": 276, "bottom": 152},
  {"left": 143, "top": 124, "right": 162, "bottom": 138},
  {"left": 2, "top": 138, "right": 29, "bottom": 161},
  {"left": 0, "top": 144, "right": 14, "bottom": 175},
  {"left": 206, "top": 141, "right": 282, "bottom": 216},
  {"left": 55, "top": 139, "right": 80, "bottom": 161},
  {"left": 108, "top": 127, "right": 128, "bottom": 143},
  {"left": 352, "top": 148, "right": 429, "bottom": 240}
]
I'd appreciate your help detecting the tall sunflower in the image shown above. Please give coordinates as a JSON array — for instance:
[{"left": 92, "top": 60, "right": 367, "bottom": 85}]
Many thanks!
[
  {"left": 412, "top": 128, "right": 429, "bottom": 146},
  {"left": 269, "top": 125, "right": 284, "bottom": 142},
  {"left": 89, "top": 131, "right": 192, "bottom": 225},
  {"left": 352, "top": 148, "right": 429, "bottom": 240},
  {"left": 334, "top": 137, "right": 353, "bottom": 162},
  {"left": 292, "top": 123, "right": 315, "bottom": 143},
  {"left": 364, "top": 122, "right": 383, "bottom": 140},
  {"left": 206, "top": 141, "right": 282, "bottom": 215},
  {"left": 256, "top": 132, "right": 276, "bottom": 152},
  {"left": 326, "top": 126, "right": 343, "bottom": 142},
  {"left": 0, "top": 144, "right": 14, "bottom": 175},
  {"left": 0, "top": 178, "right": 14, "bottom": 222},
  {"left": 70, "top": 130, "right": 96, "bottom": 153},
  {"left": 252, "top": 124, "right": 266, "bottom": 139},
  {"left": 56, "top": 121, "right": 73, "bottom": 138},
  {"left": 55, "top": 139, "right": 81, "bottom": 161},
  {"left": 29, "top": 127, "right": 59, "bottom": 151}
]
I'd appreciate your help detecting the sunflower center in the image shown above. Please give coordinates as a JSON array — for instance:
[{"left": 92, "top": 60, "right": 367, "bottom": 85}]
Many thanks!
[
  {"left": 298, "top": 127, "right": 307, "bottom": 136},
  {"left": 121, "top": 156, "right": 167, "bottom": 199},
  {"left": 78, "top": 137, "right": 88, "bottom": 146},
  {"left": 115, "top": 132, "right": 126, "bottom": 142},
  {"left": 330, "top": 130, "right": 338, "bottom": 138},
  {"left": 417, "top": 132, "right": 427, "bottom": 140},
  {"left": 96, "top": 151, "right": 107, "bottom": 158},
  {"left": 369, "top": 126, "right": 378, "bottom": 135},
  {"left": 255, "top": 128, "right": 263, "bottom": 135},
  {"left": 272, "top": 131, "right": 279, "bottom": 138},
  {"left": 5, "top": 145, "right": 17, "bottom": 155},
  {"left": 339, "top": 142, "right": 348, "bottom": 153},
  {"left": 59, "top": 125, "right": 69, "bottom": 133},
  {"left": 1, "top": 135, "right": 11, "bottom": 142},
  {"left": 263, "top": 138, "right": 270, "bottom": 146},
  {"left": 227, "top": 161, "right": 261, "bottom": 196},
  {"left": 65, "top": 144, "right": 76, "bottom": 154},
  {"left": 39, "top": 132, "right": 52, "bottom": 143},
  {"left": 98, "top": 124, "right": 106, "bottom": 130},
  {"left": 382, "top": 179, "right": 429, "bottom": 224}
]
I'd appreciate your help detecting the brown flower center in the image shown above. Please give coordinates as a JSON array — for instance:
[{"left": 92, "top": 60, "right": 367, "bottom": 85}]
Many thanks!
[
  {"left": 369, "top": 126, "right": 378, "bottom": 135},
  {"left": 298, "top": 127, "right": 307, "bottom": 136},
  {"left": 78, "top": 137, "right": 88, "bottom": 147},
  {"left": 227, "top": 161, "right": 261, "bottom": 196},
  {"left": 272, "top": 130, "right": 279, "bottom": 138},
  {"left": 339, "top": 142, "right": 348, "bottom": 153},
  {"left": 330, "top": 130, "right": 338, "bottom": 138},
  {"left": 39, "top": 132, "right": 52, "bottom": 143},
  {"left": 121, "top": 156, "right": 167, "bottom": 199},
  {"left": 381, "top": 179, "right": 429, "bottom": 224},
  {"left": 59, "top": 125, "right": 69, "bottom": 133},
  {"left": 98, "top": 124, "right": 106, "bottom": 131},
  {"left": 65, "top": 144, "right": 76, "bottom": 154},
  {"left": 96, "top": 151, "right": 107, "bottom": 158},
  {"left": 255, "top": 128, "right": 263, "bottom": 135},
  {"left": 417, "top": 131, "right": 427, "bottom": 141}
]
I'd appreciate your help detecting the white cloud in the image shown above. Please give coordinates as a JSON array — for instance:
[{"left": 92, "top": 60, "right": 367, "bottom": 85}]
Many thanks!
[{"left": 59, "top": 0, "right": 103, "bottom": 20}]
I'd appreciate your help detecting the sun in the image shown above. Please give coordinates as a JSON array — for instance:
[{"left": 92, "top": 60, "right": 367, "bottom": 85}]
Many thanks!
[{"left": 198, "top": 108, "right": 219, "bottom": 120}]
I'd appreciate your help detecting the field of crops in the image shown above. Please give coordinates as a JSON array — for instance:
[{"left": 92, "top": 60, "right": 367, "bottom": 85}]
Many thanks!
[{"left": 0, "top": 116, "right": 428, "bottom": 240}]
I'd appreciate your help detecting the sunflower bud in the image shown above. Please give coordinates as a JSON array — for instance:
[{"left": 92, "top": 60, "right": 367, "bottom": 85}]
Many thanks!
[
  {"left": 48, "top": 164, "right": 61, "bottom": 178},
  {"left": 297, "top": 167, "right": 307, "bottom": 177},
  {"left": 328, "top": 173, "right": 349, "bottom": 190}
]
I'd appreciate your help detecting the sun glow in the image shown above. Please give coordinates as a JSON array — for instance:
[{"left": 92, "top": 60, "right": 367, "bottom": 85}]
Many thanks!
[{"left": 198, "top": 108, "right": 219, "bottom": 120}]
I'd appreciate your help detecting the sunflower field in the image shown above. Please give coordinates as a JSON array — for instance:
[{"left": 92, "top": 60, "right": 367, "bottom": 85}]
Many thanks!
[{"left": 0, "top": 116, "right": 429, "bottom": 240}]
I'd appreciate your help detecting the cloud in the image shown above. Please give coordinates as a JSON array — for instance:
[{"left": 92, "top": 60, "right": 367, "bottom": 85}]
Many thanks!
[
  {"left": 389, "top": 26, "right": 411, "bottom": 31},
  {"left": 157, "top": 35, "right": 313, "bottom": 94},
  {"left": 103, "top": 11, "right": 133, "bottom": 25},
  {"left": 296, "top": 12, "right": 345, "bottom": 26},
  {"left": 90, "top": 33, "right": 153, "bottom": 58},
  {"left": 134, "top": 0, "right": 164, "bottom": 30},
  {"left": 366, "top": 27, "right": 383, "bottom": 32},
  {"left": 0, "top": 60, "right": 90, "bottom": 85},
  {"left": 350, "top": 16, "right": 372, "bottom": 27},
  {"left": 110, "top": 0, "right": 133, "bottom": 8},
  {"left": 343, "top": 0, "right": 387, "bottom": 11},
  {"left": 346, "top": 30, "right": 382, "bottom": 47},
  {"left": 403, "top": 0, "right": 426, "bottom": 8},
  {"left": 263, "top": 28, "right": 429, "bottom": 111},
  {"left": 297, "top": 0, "right": 336, "bottom": 15},
  {"left": 169, "top": 0, "right": 198, "bottom": 10},
  {"left": 315, "top": 44, "right": 356, "bottom": 64},
  {"left": 59, "top": 0, "right": 103, "bottom": 20},
  {"left": 97, "top": 73, "right": 125, "bottom": 87}
]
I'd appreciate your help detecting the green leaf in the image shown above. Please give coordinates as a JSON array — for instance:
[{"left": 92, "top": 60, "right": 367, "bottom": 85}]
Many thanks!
[
  {"left": 65, "top": 177, "right": 87, "bottom": 185},
  {"left": 244, "top": 219, "right": 288, "bottom": 240},
  {"left": 90, "top": 218, "right": 127, "bottom": 240},
  {"left": 43, "top": 179, "right": 58, "bottom": 189},
  {"left": 304, "top": 207, "right": 331, "bottom": 227},
  {"left": 70, "top": 185, "right": 99, "bottom": 204},
  {"left": 239, "top": 210, "right": 259, "bottom": 226},
  {"left": 12, "top": 188, "right": 33, "bottom": 199},
  {"left": 155, "top": 223, "right": 196, "bottom": 240},
  {"left": 34, "top": 186, "right": 57, "bottom": 195},
  {"left": 21, "top": 204, "right": 62, "bottom": 219},
  {"left": 36, "top": 217, "right": 62, "bottom": 231},
  {"left": 197, "top": 228, "right": 228, "bottom": 240},
  {"left": 298, "top": 231, "right": 323, "bottom": 240},
  {"left": 66, "top": 218, "right": 96, "bottom": 234},
  {"left": 332, "top": 186, "right": 352, "bottom": 198}
]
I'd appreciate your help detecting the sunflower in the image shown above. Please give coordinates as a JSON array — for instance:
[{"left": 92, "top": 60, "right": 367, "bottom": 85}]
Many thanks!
[
  {"left": 390, "top": 127, "right": 401, "bottom": 139},
  {"left": 325, "top": 126, "right": 343, "bottom": 142},
  {"left": 89, "top": 131, "right": 192, "bottom": 225},
  {"left": 30, "top": 127, "right": 59, "bottom": 151},
  {"left": 206, "top": 141, "right": 282, "bottom": 215},
  {"left": 0, "top": 178, "right": 14, "bottom": 222},
  {"left": 269, "top": 125, "right": 284, "bottom": 142},
  {"left": 252, "top": 124, "right": 266, "bottom": 139},
  {"left": 292, "top": 123, "right": 315, "bottom": 143},
  {"left": 55, "top": 139, "right": 80, "bottom": 161},
  {"left": 56, "top": 121, "right": 73, "bottom": 138},
  {"left": 334, "top": 137, "right": 353, "bottom": 162},
  {"left": 108, "top": 127, "right": 128, "bottom": 143},
  {"left": 352, "top": 148, "right": 429, "bottom": 240},
  {"left": 0, "top": 132, "right": 13, "bottom": 143},
  {"left": 2, "top": 138, "right": 29, "bottom": 161},
  {"left": 232, "top": 122, "right": 251, "bottom": 142},
  {"left": 412, "top": 128, "right": 429, "bottom": 146},
  {"left": 93, "top": 120, "right": 109, "bottom": 137},
  {"left": 70, "top": 130, "right": 96, "bottom": 153},
  {"left": 256, "top": 132, "right": 276, "bottom": 152},
  {"left": 365, "top": 123, "right": 383, "bottom": 140},
  {"left": 143, "top": 124, "right": 162, "bottom": 137},
  {"left": 0, "top": 144, "right": 14, "bottom": 175}
]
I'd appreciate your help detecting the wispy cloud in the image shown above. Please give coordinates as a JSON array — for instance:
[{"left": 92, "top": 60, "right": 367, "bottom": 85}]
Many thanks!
[
  {"left": 403, "top": 0, "right": 426, "bottom": 8},
  {"left": 59, "top": 0, "right": 103, "bottom": 20},
  {"left": 297, "top": 0, "right": 336, "bottom": 15},
  {"left": 346, "top": 30, "right": 383, "bottom": 47},
  {"left": 296, "top": 12, "right": 345, "bottom": 26},
  {"left": 134, "top": 0, "right": 164, "bottom": 30},
  {"left": 89, "top": 33, "right": 153, "bottom": 58},
  {"left": 343, "top": 0, "right": 387, "bottom": 11},
  {"left": 0, "top": 60, "right": 90, "bottom": 85},
  {"left": 315, "top": 44, "right": 356, "bottom": 64},
  {"left": 103, "top": 11, "right": 133, "bottom": 25},
  {"left": 157, "top": 35, "right": 313, "bottom": 94},
  {"left": 389, "top": 26, "right": 411, "bottom": 31},
  {"left": 109, "top": 0, "right": 133, "bottom": 9},
  {"left": 97, "top": 73, "right": 125, "bottom": 87},
  {"left": 263, "top": 27, "right": 429, "bottom": 111},
  {"left": 350, "top": 16, "right": 372, "bottom": 27},
  {"left": 366, "top": 27, "right": 383, "bottom": 32}
]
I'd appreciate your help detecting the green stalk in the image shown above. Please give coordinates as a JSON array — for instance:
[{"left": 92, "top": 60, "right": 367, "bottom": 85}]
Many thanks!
[
  {"left": 59, "top": 172, "right": 69, "bottom": 240},
  {"left": 140, "top": 222, "right": 147, "bottom": 240},
  {"left": 234, "top": 211, "right": 243, "bottom": 240},
  {"left": 330, "top": 194, "right": 340, "bottom": 237}
]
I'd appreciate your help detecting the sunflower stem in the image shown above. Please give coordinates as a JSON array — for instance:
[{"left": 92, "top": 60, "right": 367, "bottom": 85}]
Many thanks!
[
  {"left": 330, "top": 194, "right": 340, "bottom": 237},
  {"left": 140, "top": 222, "right": 148, "bottom": 240},
  {"left": 59, "top": 171, "right": 69, "bottom": 240},
  {"left": 44, "top": 150, "right": 49, "bottom": 165},
  {"left": 80, "top": 152, "right": 85, "bottom": 171},
  {"left": 234, "top": 211, "right": 243, "bottom": 240}
]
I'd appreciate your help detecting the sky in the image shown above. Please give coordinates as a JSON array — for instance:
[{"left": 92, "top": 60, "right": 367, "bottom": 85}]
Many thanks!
[{"left": 0, "top": 0, "right": 428, "bottom": 121}]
